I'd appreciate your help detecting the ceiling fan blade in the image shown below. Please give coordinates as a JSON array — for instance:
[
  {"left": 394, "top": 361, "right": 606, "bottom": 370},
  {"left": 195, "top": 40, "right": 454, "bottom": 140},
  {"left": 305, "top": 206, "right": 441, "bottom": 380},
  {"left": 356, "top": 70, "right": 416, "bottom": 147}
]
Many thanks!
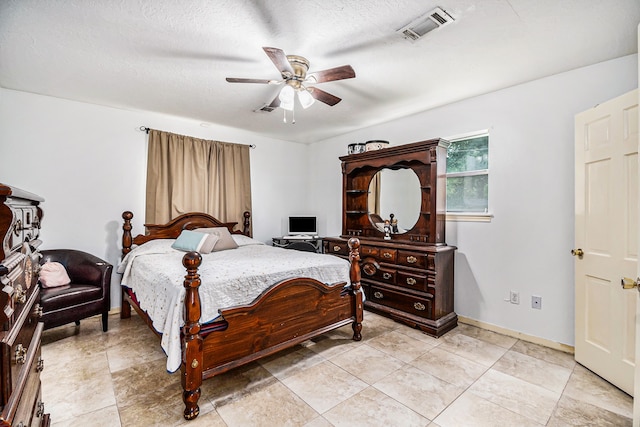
[
  {"left": 307, "top": 65, "right": 355, "bottom": 84},
  {"left": 256, "top": 93, "right": 281, "bottom": 112},
  {"left": 263, "top": 47, "right": 294, "bottom": 77},
  {"left": 308, "top": 87, "right": 342, "bottom": 106},
  {"left": 226, "top": 77, "right": 280, "bottom": 84}
]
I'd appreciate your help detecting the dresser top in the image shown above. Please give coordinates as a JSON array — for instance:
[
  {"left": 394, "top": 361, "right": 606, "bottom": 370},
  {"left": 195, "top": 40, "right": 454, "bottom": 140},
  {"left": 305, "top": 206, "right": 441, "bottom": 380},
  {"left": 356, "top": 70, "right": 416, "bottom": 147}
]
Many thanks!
[{"left": 0, "top": 184, "right": 44, "bottom": 203}]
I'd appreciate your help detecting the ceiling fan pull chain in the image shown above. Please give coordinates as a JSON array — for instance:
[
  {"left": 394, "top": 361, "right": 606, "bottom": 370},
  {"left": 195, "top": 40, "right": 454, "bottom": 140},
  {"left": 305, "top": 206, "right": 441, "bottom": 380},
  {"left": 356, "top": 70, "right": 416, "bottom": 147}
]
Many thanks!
[
  {"left": 283, "top": 109, "right": 287, "bottom": 123},
  {"left": 292, "top": 108, "right": 296, "bottom": 124}
]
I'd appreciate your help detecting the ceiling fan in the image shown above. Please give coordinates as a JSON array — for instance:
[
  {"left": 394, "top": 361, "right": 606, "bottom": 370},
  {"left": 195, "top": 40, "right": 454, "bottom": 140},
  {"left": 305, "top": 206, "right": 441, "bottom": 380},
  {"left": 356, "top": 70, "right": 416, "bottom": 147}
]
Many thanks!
[{"left": 225, "top": 47, "right": 355, "bottom": 122}]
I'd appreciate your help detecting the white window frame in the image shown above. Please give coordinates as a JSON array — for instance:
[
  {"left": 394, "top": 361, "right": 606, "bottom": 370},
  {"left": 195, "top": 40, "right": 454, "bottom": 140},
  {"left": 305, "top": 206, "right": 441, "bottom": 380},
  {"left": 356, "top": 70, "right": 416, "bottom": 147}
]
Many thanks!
[{"left": 444, "top": 130, "right": 492, "bottom": 222}]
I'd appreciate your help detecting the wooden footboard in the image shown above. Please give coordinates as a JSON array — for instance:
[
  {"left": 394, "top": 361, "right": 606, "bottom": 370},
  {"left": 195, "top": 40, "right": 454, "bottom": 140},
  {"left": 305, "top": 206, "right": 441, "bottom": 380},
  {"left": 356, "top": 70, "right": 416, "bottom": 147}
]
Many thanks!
[{"left": 181, "top": 238, "right": 362, "bottom": 420}]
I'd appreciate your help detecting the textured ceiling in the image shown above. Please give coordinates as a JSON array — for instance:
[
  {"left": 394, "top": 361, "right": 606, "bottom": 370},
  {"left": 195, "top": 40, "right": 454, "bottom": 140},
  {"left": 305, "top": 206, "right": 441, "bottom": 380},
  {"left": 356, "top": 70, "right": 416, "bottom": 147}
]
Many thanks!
[{"left": 1, "top": 1, "right": 639, "bottom": 143}]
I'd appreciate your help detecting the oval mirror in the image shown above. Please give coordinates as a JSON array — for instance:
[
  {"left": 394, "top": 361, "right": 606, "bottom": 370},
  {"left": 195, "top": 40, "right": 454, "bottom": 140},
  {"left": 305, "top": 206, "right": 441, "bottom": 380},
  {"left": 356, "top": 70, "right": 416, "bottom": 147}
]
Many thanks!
[{"left": 368, "top": 168, "right": 421, "bottom": 234}]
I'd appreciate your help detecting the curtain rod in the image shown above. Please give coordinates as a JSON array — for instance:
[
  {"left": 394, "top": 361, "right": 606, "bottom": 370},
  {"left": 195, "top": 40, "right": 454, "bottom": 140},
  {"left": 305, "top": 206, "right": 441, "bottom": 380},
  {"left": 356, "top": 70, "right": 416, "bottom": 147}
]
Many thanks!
[{"left": 139, "top": 126, "right": 256, "bottom": 149}]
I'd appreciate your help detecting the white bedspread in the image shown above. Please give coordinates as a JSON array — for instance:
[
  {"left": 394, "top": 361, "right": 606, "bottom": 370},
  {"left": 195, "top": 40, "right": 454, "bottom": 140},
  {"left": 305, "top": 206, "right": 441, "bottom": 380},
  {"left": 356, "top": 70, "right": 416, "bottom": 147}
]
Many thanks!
[{"left": 117, "top": 235, "right": 351, "bottom": 372}]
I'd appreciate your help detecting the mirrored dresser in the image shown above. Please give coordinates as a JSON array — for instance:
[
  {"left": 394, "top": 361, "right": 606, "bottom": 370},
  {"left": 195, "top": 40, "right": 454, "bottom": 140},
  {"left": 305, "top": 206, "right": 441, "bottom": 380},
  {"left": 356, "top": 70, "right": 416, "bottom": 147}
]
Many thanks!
[{"left": 323, "top": 139, "right": 457, "bottom": 337}]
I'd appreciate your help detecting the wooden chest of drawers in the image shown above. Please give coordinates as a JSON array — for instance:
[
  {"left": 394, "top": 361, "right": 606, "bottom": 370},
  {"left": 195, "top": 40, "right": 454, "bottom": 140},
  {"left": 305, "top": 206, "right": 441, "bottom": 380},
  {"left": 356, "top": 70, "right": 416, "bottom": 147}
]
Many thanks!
[
  {"left": 324, "top": 237, "right": 456, "bottom": 337},
  {"left": 0, "top": 184, "right": 50, "bottom": 426}
]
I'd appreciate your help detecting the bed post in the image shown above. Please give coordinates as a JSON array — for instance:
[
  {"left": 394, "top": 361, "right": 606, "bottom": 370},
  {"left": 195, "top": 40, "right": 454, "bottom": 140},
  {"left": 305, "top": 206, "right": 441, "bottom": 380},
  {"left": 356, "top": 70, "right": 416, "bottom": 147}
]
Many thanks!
[
  {"left": 120, "top": 211, "right": 134, "bottom": 319},
  {"left": 348, "top": 237, "right": 363, "bottom": 341},
  {"left": 181, "top": 251, "right": 203, "bottom": 420},
  {"left": 243, "top": 211, "right": 251, "bottom": 236}
]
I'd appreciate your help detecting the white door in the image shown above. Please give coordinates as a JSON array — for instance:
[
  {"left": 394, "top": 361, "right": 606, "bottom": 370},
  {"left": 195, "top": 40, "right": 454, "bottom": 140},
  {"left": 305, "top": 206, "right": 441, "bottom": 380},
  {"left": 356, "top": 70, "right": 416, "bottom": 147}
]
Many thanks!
[{"left": 574, "top": 89, "right": 638, "bottom": 396}]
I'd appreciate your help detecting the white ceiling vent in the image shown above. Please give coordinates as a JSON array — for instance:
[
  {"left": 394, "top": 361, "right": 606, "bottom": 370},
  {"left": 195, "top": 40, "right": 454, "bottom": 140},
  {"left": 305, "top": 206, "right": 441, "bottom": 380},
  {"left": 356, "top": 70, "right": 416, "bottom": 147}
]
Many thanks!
[{"left": 397, "top": 7, "right": 455, "bottom": 41}]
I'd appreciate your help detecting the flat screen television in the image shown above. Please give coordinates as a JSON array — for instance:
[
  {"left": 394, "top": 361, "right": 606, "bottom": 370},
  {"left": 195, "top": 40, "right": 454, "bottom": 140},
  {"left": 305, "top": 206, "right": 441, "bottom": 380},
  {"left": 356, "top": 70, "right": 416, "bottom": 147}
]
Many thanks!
[{"left": 288, "top": 216, "right": 317, "bottom": 236}]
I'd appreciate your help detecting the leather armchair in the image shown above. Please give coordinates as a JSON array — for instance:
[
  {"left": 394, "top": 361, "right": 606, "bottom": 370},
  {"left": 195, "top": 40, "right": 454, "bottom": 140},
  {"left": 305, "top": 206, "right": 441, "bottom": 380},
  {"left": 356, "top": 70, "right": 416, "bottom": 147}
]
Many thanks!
[{"left": 39, "top": 249, "right": 112, "bottom": 332}]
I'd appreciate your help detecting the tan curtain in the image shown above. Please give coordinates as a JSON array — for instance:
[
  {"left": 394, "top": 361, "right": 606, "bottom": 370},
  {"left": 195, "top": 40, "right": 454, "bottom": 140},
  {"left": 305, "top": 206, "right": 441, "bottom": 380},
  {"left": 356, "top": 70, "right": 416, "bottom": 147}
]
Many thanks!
[
  {"left": 145, "top": 130, "right": 252, "bottom": 232},
  {"left": 368, "top": 171, "right": 381, "bottom": 215}
]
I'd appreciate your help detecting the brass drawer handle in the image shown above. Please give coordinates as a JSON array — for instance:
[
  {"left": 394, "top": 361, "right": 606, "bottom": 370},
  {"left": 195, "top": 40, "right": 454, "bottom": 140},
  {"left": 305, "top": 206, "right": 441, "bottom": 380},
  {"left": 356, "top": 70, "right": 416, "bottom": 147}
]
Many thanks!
[
  {"left": 13, "top": 219, "right": 22, "bottom": 236},
  {"left": 382, "top": 273, "right": 392, "bottom": 280},
  {"left": 15, "top": 344, "right": 26, "bottom": 365},
  {"left": 14, "top": 285, "right": 26, "bottom": 304},
  {"left": 333, "top": 245, "right": 342, "bottom": 252},
  {"left": 36, "top": 356, "right": 44, "bottom": 372},
  {"left": 373, "top": 291, "right": 384, "bottom": 299},
  {"left": 383, "top": 252, "right": 392, "bottom": 259},
  {"left": 407, "top": 256, "right": 418, "bottom": 264},
  {"left": 413, "top": 302, "right": 426, "bottom": 311},
  {"left": 406, "top": 277, "right": 417, "bottom": 286},
  {"left": 34, "top": 303, "right": 43, "bottom": 318}
]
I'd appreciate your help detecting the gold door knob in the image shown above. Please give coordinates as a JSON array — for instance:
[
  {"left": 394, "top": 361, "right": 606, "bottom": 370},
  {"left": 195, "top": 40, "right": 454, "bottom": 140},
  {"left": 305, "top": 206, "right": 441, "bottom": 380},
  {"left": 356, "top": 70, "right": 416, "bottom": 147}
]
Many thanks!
[
  {"left": 621, "top": 277, "right": 639, "bottom": 290},
  {"left": 571, "top": 248, "right": 584, "bottom": 258}
]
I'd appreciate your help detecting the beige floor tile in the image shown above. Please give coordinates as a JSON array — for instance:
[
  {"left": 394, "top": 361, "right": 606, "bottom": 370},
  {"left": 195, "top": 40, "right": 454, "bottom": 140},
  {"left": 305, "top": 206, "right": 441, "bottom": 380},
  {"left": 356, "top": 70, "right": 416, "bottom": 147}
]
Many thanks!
[
  {"left": 493, "top": 349, "right": 572, "bottom": 393},
  {"left": 118, "top": 396, "right": 215, "bottom": 427},
  {"left": 42, "top": 351, "right": 117, "bottom": 422},
  {"left": 303, "top": 416, "right": 333, "bottom": 427},
  {"left": 303, "top": 324, "right": 363, "bottom": 358},
  {"left": 392, "top": 323, "right": 443, "bottom": 346},
  {"left": 373, "top": 365, "right": 464, "bottom": 420},
  {"left": 106, "top": 331, "right": 166, "bottom": 373},
  {"left": 366, "top": 329, "right": 437, "bottom": 363},
  {"left": 563, "top": 364, "right": 633, "bottom": 418},
  {"left": 216, "top": 380, "right": 319, "bottom": 426},
  {"left": 468, "top": 369, "right": 560, "bottom": 425},
  {"left": 51, "top": 405, "right": 121, "bottom": 427},
  {"left": 175, "top": 409, "right": 228, "bottom": 427},
  {"left": 455, "top": 323, "right": 518, "bottom": 349},
  {"left": 329, "top": 343, "right": 405, "bottom": 384},
  {"left": 547, "top": 395, "right": 632, "bottom": 427},
  {"left": 434, "top": 392, "right": 543, "bottom": 427},
  {"left": 510, "top": 339, "right": 576, "bottom": 369},
  {"left": 111, "top": 360, "right": 182, "bottom": 411},
  {"left": 323, "top": 386, "right": 429, "bottom": 427},
  {"left": 259, "top": 344, "right": 326, "bottom": 380},
  {"left": 410, "top": 347, "right": 488, "bottom": 388},
  {"left": 438, "top": 333, "right": 508, "bottom": 367},
  {"left": 282, "top": 361, "right": 368, "bottom": 414},
  {"left": 200, "top": 362, "right": 278, "bottom": 408}
]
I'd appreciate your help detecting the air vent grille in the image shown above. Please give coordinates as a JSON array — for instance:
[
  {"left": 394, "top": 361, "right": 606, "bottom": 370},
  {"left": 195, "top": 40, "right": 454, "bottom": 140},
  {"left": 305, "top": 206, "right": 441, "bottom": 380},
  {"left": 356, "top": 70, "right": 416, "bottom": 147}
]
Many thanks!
[{"left": 397, "top": 7, "right": 455, "bottom": 41}]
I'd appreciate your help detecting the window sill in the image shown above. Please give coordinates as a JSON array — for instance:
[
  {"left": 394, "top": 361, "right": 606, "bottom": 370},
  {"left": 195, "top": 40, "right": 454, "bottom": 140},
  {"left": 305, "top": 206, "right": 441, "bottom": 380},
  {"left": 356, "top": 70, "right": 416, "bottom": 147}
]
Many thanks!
[{"left": 446, "top": 212, "right": 493, "bottom": 222}]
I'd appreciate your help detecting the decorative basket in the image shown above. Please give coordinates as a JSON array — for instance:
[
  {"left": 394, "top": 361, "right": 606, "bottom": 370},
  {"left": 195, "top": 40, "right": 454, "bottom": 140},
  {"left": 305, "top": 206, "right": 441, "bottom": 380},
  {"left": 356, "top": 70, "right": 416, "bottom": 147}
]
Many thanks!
[{"left": 365, "top": 140, "right": 390, "bottom": 151}]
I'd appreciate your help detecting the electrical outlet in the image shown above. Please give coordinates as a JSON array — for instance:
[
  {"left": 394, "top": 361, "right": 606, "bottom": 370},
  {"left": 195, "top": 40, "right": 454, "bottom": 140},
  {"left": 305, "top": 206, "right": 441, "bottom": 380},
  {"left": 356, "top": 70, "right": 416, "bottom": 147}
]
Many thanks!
[
  {"left": 532, "top": 296, "right": 542, "bottom": 309},
  {"left": 510, "top": 291, "right": 519, "bottom": 304}
]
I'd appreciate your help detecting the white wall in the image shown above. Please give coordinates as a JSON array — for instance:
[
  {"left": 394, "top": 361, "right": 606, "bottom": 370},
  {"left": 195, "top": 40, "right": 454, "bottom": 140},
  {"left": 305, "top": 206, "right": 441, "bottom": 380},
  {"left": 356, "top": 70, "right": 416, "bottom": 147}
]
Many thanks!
[
  {"left": 0, "top": 88, "right": 307, "bottom": 308},
  {"left": 308, "top": 54, "right": 639, "bottom": 346}
]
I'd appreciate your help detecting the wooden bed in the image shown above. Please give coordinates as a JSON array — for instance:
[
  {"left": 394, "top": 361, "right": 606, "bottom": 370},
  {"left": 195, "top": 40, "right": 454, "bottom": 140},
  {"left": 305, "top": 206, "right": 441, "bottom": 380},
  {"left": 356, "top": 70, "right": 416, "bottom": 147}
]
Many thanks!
[{"left": 120, "top": 211, "right": 363, "bottom": 420}]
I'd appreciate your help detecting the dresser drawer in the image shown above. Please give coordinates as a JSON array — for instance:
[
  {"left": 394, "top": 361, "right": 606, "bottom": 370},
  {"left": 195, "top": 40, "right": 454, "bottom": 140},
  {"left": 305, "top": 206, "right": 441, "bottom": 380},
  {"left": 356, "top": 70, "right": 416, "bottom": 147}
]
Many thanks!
[
  {"left": 396, "top": 271, "right": 428, "bottom": 292},
  {"left": 11, "top": 348, "right": 43, "bottom": 427},
  {"left": 369, "top": 285, "right": 433, "bottom": 319},
  {"left": 397, "top": 251, "right": 433, "bottom": 270},
  {"left": 0, "top": 322, "right": 44, "bottom": 425},
  {"left": 362, "top": 265, "right": 396, "bottom": 285},
  {"left": 325, "top": 241, "right": 349, "bottom": 256},
  {"left": 6, "top": 313, "right": 39, "bottom": 395}
]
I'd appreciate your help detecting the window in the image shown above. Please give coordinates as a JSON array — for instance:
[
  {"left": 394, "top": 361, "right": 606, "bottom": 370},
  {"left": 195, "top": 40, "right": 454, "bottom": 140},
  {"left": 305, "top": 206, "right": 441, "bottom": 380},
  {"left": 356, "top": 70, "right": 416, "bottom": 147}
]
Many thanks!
[{"left": 446, "top": 132, "right": 490, "bottom": 220}]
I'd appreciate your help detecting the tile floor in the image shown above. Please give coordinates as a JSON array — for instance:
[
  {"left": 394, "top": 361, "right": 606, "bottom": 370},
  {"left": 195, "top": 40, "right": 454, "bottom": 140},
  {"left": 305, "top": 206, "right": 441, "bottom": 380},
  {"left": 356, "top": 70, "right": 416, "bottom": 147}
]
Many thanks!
[{"left": 40, "top": 311, "right": 633, "bottom": 426}]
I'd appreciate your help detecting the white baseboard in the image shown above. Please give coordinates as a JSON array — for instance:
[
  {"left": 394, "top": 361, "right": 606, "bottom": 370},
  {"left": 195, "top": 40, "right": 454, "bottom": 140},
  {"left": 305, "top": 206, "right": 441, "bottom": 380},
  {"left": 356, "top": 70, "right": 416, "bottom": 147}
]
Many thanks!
[{"left": 458, "top": 315, "right": 575, "bottom": 355}]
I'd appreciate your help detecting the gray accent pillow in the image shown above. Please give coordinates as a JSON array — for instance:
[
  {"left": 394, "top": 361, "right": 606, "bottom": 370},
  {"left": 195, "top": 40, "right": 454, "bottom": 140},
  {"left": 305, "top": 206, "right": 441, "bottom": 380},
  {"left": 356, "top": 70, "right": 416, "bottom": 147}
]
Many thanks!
[{"left": 194, "top": 227, "right": 239, "bottom": 251}]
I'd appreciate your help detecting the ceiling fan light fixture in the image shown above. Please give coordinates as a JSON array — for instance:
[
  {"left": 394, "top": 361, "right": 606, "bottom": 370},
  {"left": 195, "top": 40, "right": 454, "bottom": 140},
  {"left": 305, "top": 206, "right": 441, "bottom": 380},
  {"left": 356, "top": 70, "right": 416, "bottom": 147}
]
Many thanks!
[
  {"left": 279, "top": 85, "right": 295, "bottom": 111},
  {"left": 298, "top": 89, "right": 315, "bottom": 109}
]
